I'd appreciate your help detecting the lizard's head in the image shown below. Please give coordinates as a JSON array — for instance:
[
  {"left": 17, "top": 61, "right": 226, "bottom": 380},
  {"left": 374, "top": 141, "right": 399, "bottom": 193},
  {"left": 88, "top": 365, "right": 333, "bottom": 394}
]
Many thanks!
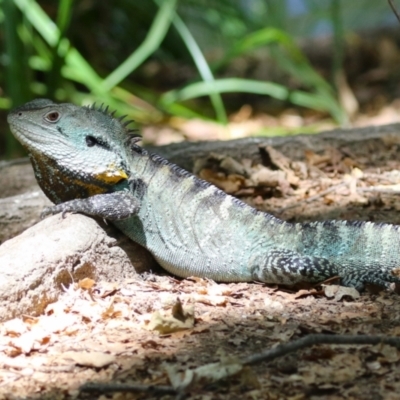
[{"left": 7, "top": 99, "right": 137, "bottom": 203}]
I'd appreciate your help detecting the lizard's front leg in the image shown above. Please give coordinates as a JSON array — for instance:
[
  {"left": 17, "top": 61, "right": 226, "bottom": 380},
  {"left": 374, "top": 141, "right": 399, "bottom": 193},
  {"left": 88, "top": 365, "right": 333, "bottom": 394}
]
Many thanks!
[{"left": 41, "top": 191, "right": 140, "bottom": 221}]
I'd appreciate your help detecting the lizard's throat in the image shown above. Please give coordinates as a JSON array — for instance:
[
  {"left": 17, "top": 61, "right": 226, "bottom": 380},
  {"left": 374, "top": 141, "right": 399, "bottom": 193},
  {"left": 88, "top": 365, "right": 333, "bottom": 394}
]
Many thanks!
[{"left": 29, "top": 153, "right": 127, "bottom": 204}]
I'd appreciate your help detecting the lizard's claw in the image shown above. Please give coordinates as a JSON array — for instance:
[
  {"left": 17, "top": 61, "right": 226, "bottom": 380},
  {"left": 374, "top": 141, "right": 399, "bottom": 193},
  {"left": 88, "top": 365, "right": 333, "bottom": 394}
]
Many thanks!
[
  {"left": 40, "top": 205, "right": 66, "bottom": 219},
  {"left": 40, "top": 206, "right": 55, "bottom": 220}
]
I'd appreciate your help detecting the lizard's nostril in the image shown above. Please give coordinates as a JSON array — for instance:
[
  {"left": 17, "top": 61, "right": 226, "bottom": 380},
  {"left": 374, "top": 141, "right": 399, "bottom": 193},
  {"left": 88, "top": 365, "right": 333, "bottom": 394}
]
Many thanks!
[{"left": 18, "top": 112, "right": 22, "bottom": 116}]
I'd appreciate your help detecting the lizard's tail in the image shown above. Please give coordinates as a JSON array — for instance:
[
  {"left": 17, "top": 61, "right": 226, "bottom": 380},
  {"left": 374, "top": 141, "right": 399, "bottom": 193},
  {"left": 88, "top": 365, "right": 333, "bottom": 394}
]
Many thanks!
[{"left": 253, "top": 219, "right": 400, "bottom": 290}]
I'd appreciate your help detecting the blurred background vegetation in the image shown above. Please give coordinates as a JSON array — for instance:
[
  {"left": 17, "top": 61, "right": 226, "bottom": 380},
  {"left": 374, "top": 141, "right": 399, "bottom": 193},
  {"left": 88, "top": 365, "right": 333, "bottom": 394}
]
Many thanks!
[{"left": 1, "top": 0, "right": 399, "bottom": 157}]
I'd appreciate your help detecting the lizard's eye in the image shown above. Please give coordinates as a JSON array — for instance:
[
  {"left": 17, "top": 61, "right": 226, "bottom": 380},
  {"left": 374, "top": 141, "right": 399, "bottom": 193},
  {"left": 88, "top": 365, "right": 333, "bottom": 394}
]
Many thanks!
[{"left": 44, "top": 111, "right": 60, "bottom": 123}]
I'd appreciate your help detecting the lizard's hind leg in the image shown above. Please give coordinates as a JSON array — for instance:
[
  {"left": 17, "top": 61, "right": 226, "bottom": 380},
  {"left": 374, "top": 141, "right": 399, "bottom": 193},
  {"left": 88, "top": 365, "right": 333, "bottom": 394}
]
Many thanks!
[
  {"left": 250, "top": 249, "right": 338, "bottom": 286},
  {"left": 250, "top": 249, "right": 400, "bottom": 291}
]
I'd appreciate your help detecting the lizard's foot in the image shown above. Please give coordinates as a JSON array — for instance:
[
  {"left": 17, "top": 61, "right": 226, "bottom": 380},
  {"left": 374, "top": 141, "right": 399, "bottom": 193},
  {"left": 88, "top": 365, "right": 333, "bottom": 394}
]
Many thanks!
[
  {"left": 40, "top": 191, "right": 141, "bottom": 221},
  {"left": 340, "top": 267, "right": 400, "bottom": 292},
  {"left": 250, "top": 249, "right": 400, "bottom": 291},
  {"left": 41, "top": 206, "right": 70, "bottom": 219}
]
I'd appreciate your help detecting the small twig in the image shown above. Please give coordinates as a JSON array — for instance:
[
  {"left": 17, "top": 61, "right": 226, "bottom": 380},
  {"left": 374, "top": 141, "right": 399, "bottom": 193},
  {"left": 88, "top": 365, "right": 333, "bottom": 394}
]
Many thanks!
[
  {"left": 277, "top": 182, "right": 347, "bottom": 213},
  {"left": 174, "top": 390, "right": 187, "bottom": 400},
  {"left": 80, "top": 382, "right": 177, "bottom": 395},
  {"left": 361, "top": 172, "right": 400, "bottom": 184},
  {"left": 242, "top": 334, "right": 400, "bottom": 366},
  {"left": 388, "top": 0, "right": 400, "bottom": 23},
  {"left": 358, "top": 187, "right": 400, "bottom": 195},
  {"left": 2, "top": 363, "right": 75, "bottom": 374},
  {"left": 79, "top": 334, "right": 400, "bottom": 397}
]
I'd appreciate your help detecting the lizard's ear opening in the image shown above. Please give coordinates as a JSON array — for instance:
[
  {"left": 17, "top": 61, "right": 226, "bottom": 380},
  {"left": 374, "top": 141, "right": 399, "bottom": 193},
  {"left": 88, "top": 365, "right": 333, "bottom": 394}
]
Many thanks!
[
  {"left": 86, "top": 135, "right": 97, "bottom": 147},
  {"left": 85, "top": 135, "right": 111, "bottom": 150}
]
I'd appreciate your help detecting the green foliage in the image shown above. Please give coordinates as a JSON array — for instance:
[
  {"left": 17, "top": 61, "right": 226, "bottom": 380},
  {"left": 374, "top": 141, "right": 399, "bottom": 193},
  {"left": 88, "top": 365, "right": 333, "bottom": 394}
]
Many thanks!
[
  {"left": 101, "top": 0, "right": 177, "bottom": 91},
  {"left": 2, "top": 0, "right": 372, "bottom": 154},
  {"left": 212, "top": 26, "right": 345, "bottom": 123}
]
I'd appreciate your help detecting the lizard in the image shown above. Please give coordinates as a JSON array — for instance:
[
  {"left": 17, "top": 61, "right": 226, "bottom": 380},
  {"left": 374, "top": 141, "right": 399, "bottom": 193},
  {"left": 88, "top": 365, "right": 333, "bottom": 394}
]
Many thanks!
[{"left": 7, "top": 98, "right": 400, "bottom": 291}]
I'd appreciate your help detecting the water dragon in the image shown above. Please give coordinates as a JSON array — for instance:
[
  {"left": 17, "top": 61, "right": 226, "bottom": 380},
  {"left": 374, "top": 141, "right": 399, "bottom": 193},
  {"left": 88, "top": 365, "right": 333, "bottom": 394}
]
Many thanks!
[{"left": 8, "top": 99, "right": 400, "bottom": 291}]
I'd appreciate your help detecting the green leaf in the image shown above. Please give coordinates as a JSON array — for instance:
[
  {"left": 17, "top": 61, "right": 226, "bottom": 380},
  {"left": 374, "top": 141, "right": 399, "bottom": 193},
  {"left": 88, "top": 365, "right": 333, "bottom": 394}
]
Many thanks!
[
  {"left": 212, "top": 26, "right": 346, "bottom": 124},
  {"left": 161, "top": 78, "right": 288, "bottom": 104},
  {"left": 168, "top": 10, "right": 228, "bottom": 123},
  {"left": 101, "top": 0, "right": 177, "bottom": 91}
]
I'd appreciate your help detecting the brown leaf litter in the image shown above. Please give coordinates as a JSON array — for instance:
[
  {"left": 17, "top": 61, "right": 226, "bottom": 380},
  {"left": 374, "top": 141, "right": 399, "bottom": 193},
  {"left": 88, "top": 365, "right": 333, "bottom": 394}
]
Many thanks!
[{"left": 3, "top": 135, "right": 400, "bottom": 399}]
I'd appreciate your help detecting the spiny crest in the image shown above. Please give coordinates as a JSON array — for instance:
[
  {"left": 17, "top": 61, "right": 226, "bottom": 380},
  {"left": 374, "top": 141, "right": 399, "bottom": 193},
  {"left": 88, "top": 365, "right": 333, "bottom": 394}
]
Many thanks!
[{"left": 87, "top": 102, "right": 141, "bottom": 138}]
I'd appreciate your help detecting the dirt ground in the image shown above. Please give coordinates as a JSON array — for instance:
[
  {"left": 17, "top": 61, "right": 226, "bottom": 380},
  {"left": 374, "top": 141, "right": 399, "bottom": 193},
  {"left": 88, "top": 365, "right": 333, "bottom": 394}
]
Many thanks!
[{"left": 2, "top": 133, "right": 400, "bottom": 399}]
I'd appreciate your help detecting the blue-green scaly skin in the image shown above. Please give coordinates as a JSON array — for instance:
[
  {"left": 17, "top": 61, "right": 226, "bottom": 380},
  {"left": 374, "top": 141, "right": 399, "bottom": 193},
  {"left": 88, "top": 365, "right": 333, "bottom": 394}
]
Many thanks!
[{"left": 7, "top": 99, "right": 400, "bottom": 291}]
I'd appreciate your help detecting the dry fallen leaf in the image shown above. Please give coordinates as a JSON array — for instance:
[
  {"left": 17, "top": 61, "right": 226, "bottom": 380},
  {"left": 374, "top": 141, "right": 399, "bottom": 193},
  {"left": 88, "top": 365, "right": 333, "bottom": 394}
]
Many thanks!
[
  {"left": 250, "top": 167, "right": 286, "bottom": 187},
  {"left": 78, "top": 278, "right": 96, "bottom": 290},
  {"left": 192, "top": 294, "right": 227, "bottom": 306},
  {"left": 262, "top": 146, "right": 299, "bottom": 185},
  {"left": 145, "top": 298, "right": 195, "bottom": 334},
  {"left": 8, "top": 333, "right": 36, "bottom": 355},
  {"left": 391, "top": 267, "right": 400, "bottom": 277},
  {"left": 322, "top": 285, "right": 360, "bottom": 301},
  {"left": 3, "top": 318, "right": 28, "bottom": 337},
  {"left": 199, "top": 169, "right": 245, "bottom": 193}
]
